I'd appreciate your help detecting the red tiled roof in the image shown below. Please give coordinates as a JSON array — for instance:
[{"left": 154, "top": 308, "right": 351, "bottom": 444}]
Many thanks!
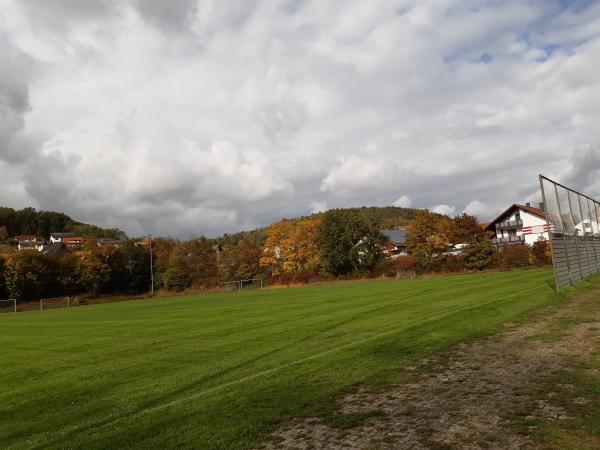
[{"left": 14, "top": 235, "right": 36, "bottom": 239}]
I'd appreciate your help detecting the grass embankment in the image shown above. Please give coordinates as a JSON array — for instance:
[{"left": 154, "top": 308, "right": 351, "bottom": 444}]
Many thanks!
[{"left": 0, "top": 269, "right": 557, "bottom": 449}]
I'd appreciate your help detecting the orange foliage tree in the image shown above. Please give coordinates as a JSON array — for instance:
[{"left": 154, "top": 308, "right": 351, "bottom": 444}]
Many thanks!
[{"left": 260, "top": 218, "right": 323, "bottom": 276}]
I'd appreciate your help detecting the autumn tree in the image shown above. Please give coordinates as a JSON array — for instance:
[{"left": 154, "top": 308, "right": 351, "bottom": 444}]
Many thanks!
[
  {"left": 260, "top": 218, "right": 323, "bottom": 276},
  {"left": 462, "top": 237, "right": 497, "bottom": 270},
  {"left": 448, "top": 214, "right": 484, "bottom": 245},
  {"left": 0, "top": 226, "right": 8, "bottom": 243},
  {"left": 103, "top": 241, "right": 151, "bottom": 294},
  {"left": 79, "top": 255, "right": 111, "bottom": 296},
  {"left": 452, "top": 213, "right": 496, "bottom": 270},
  {"left": 316, "top": 210, "right": 384, "bottom": 276},
  {"left": 166, "top": 237, "right": 218, "bottom": 290},
  {"left": 5, "top": 251, "right": 57, "bottom": 300},
  {"left": 406, "top": 210, "right": 452, "bottom": 270},
  {"left": 220, "top": 238, "right": 263, "bottom": 281},
  {"left": 0, "top": 256, "right": 6, "bottom": 298},
  {"left": 56, "top": 253, "right": 82, "bottom": 294}
]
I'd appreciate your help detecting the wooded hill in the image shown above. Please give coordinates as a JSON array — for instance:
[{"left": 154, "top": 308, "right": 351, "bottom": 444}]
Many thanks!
[
  {"left": 0, "top": 207, "right": 126, "bottom": 240},
  {"left": 216, "top": 206, "right": 421, "bottom": 246}
]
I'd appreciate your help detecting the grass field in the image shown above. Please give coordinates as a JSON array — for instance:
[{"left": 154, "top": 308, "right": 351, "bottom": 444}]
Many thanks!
[{"left": 0, "top": 269, "right": 558, "bottom": 449}]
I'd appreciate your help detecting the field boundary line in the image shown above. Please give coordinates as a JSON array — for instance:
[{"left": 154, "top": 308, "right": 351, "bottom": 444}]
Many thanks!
[{"left": 14, "top": 284, "right": 546, "bottom": 450}]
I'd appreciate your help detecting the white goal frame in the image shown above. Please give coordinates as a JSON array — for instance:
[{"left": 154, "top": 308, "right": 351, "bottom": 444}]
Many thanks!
[
  {"left": 0, "top": 299, "right": 17, "bottom": 313},
  {"left": 40, "top": 297, "right": 71, "bottom": 310},
  {"left": 220, "top": 279, "right": 264, "bottom": 292}
]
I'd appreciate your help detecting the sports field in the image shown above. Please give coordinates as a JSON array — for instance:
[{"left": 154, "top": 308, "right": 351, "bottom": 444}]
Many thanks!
[{"left": 0, "top": 269, "right": 557, "bottom": 449}]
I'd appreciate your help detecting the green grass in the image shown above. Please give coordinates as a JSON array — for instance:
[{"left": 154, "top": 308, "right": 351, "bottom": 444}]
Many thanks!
[{"left": 0, "top": 269, "right": 557, "bottom": 449}]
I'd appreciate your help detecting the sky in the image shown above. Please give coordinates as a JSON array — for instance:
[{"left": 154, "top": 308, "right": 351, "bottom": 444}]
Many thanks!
[{"left": 1, "top": 0, "right": 600, "bottom": 239}]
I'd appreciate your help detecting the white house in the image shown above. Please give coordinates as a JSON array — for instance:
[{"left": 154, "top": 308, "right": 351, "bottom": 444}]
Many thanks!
[
  {"left": 50, "top": 232, "right": 75, "bottom": 243},
  {"left": 485, "top": 203, "right": 550, "bottom": 246},
  {"left": 575, "top": 218, "right": 600, "bottom": 236},
  {"left": 17, "top": 240, "right": 46, "bottom": 251}
]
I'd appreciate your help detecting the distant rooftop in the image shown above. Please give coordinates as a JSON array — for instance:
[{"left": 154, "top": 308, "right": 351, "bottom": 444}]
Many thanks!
[
  {"left": 381, "top": 229, "right": 406, "bottom": 245},
  {"left": 50, "top": 232, "right": 75, "bottom": 238}
]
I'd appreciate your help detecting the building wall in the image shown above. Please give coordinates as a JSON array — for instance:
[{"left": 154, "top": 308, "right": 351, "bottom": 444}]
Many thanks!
[{"left": 521, "top": 210, "right": 549, "bottom": 245}]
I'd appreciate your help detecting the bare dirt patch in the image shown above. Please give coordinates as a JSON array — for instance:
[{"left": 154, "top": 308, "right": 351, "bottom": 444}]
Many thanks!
[{"left": 259, "top": 287, "right": 600, "bottom": 449}]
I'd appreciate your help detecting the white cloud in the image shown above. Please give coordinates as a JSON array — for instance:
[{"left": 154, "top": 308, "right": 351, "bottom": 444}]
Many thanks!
[
  {"left": 321, "top": 156, "right": 392, "bottom": 195},
  {"left": 309, "top": 201, "right": 328, "bottom": 214},
  {"left": 393, "top": 195, "right": 412, "bottom": 208},
  {"left": 463, "top": 200, "right": 490, "bottom": 218},
  {"left": 2, "top": 1, "right": 600, "bottom": 237},
  {"left": 431, "top": 204, "right": 457, "bottom": 217}
]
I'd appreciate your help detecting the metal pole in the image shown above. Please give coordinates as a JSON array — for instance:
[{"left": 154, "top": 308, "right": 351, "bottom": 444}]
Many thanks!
[
  {"left": 554, "top": 183, "right": 572, "bottom": 287},
  {"left": 149, "top": 233, "right": 154, "bottom": 296},
  {"left": 584, "top": 197, "right": 599, "bottom": 274},
  {"left": 539, "top": 175, "right": 559, "bottom": 292},
  {"left": 40, "top": 299, "right": 42, "bottom": 310},
  {"left": 566, "top": 191, "right": 585, "bottom": 281},
  {"left": 577, "top": 195, "right": 591, "bottom": 278}
]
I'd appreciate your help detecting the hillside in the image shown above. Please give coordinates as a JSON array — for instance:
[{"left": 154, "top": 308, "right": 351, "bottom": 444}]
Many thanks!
[
  {"left": 216, "top": 206, "right": 421, "bottom": 246},
  {"left": 0, "top": 207, "right": 126, "bottom": 240}
]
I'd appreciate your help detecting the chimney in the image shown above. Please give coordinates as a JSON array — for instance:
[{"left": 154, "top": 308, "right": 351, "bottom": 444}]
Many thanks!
[
  {"left": 539, "top": 202, "right": 545, "bottom": 211},
  {"left": 526, "top": 202, "right": 531, "bottom": 207}
]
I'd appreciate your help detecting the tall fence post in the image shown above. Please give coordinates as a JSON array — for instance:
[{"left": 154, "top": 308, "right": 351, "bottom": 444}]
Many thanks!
[
  {"left": 553, "top": 183, "right": 573, "bottom": 286},
  {"left": 566, "top": 191, "right": 585, "bottom": 281},
  {"left": 540, "top": 175, "right": 559, "bottom": 292}
]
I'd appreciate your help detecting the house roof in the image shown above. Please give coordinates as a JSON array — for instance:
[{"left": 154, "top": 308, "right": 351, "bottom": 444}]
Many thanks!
[
  {"left": 41, "top": 243, "right": 69, "bottom": 257},
  {"left": 14, "top": 235, "right": 36, "bottom": 239},
  {"left": 50, "top": 232, "right": 74, "bottom": 238},
  {"left": 381, "top": 229, "right": 407, "bottom": 245},
  {"left": 485, "top": 204, "right": 547, "bottom": 230}
]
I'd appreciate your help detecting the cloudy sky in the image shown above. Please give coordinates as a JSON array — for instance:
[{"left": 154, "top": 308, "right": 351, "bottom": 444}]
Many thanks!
[{"left": 1, "top": 0, "right": 600, "bottom": 238}]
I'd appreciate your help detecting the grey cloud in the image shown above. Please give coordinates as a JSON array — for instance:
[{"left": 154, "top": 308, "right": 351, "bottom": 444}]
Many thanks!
[
  {"left": 133, "top": 0, "right": 198, "bottom": 30},
  {"left": 561, "top": 143, "right": 600, "bottom": 197},
  {"left": 0, "top": 37, "right": 34, "bottom": 163},
  {"left": 18, "top": 0, "right": 118, "bottom": 30}
]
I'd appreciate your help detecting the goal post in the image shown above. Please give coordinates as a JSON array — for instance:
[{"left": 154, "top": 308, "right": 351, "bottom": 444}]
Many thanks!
[
  {"left": 240, "top": 278, "right": 264, "bottom": 290},
  {"left": 40, "top": 297, "right": 71, "bottom": 310},
  {"left": 220, "top": 279, "right": 265, "bottom": 292},
  {"left": 0, "top": 299, "right": 17, "bottom": 313}
]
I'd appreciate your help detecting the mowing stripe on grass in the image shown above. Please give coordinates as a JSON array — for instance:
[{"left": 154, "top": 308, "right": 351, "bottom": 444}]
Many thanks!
[{"left": 15, "top": 284, "right": 545, "bottom": 450}]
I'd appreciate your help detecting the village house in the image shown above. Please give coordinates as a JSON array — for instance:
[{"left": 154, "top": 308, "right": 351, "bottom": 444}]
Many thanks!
[
  {"left": 380, "top": 229, "right": 409, "bottom": 256},
  {"left": 13, "top": 235, "right": 42, "bottom": 251},
  {"left": 49, "top": 232, "right": 75, "bottom": 243},
  {"left": 485, "top": 203, "right": 550, "bottom": 246},
  {"left": 97, "top": 238, "right": 126, "bottom": 248},
  {"left": 17, "top": 240, "right": 46, "bottom": 252},
  {"left": 62, "top": 236, "right": 85, "bottom": 248}
]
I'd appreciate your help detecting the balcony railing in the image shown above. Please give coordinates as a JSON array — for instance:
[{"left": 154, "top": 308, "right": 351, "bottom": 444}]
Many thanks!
[
  {"left": 496, "top": 219, "right": 523, "bottom": 229},
  {"left": 492, "top": 235, "right": 525, "bottom": 245}
]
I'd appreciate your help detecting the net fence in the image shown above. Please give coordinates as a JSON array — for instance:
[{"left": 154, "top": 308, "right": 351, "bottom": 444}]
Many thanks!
[{"left": 539, "top": 175, "right": 600, "bottom": 291}]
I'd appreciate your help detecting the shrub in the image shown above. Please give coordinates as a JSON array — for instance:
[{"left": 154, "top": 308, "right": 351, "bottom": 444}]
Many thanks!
[
  {"left": 532, "top": 238, "right": 552, "bottom": 266},
  {"left": 499, "top": 244, "right": 531, "bottom": 269}
]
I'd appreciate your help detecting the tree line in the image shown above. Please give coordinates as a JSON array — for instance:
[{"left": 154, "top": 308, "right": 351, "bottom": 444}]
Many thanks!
[
  {"left": 0, "top": 208, "right": 552, "bottom": 302},
  {"left": 0, "top": 207, "right": 126, "bottom": 242}
]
